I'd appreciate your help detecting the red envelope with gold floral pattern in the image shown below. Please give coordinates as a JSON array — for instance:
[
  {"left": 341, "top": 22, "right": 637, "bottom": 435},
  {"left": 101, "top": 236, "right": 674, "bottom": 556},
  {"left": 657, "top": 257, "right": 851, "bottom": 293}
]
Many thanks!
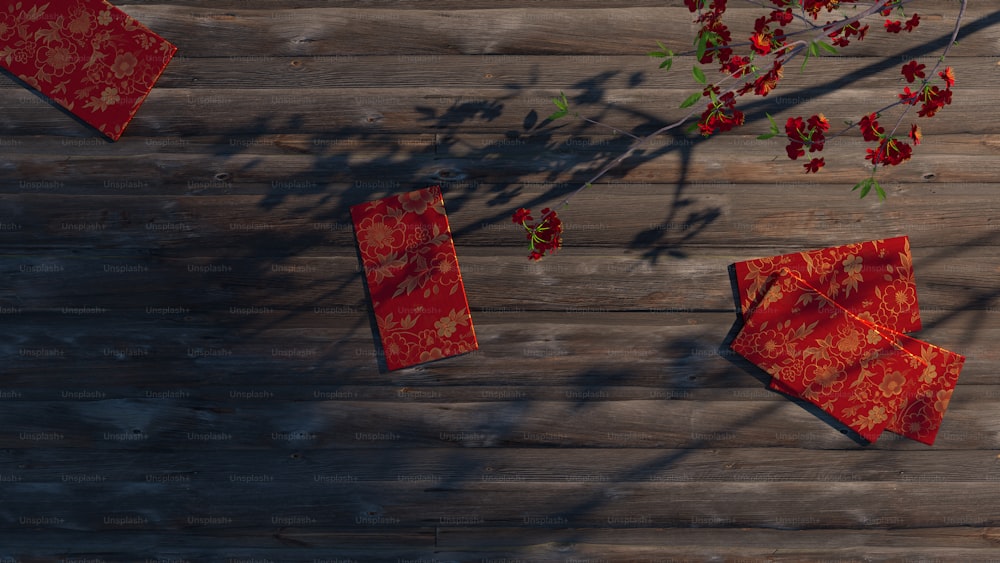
[
  {"left": 769, "top": 329, "right": 964, "bottom": 445},
  {"left": 0, "top": 0, "right": 176, "bottom": 140},
  {"left": 351, "top": 186, "right": 478, "bottom": 371},
  {"left": 732, "top": 268, "right": 926, "bottom": 443},
  {"left": 883, "top": 334, "right": 964, "bottom": 445},
  {"left": 734, "top": 236, "right": 920, "bottom": 333}
]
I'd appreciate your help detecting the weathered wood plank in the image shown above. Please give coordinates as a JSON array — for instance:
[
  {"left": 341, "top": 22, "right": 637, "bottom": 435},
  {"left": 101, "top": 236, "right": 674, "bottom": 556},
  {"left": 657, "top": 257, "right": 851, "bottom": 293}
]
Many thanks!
[
  {"left": 95, "top": 6, "right": 987, "bottom": 57},
  {"left": 1, "top": 180, "right": 1000, "bottom": 259},
  {"left": 2, "top": 532, "right": 1000, "bottom": 563},
  {"left": 0, "top": 528, "right": 437, "bottom": 561},
  {"left": 1, "top": 479, "right": 999, "bottom": 529},
  {"left": 4, "top": 447, "right": 1000, "bottom": 483},
  {"left": 439, "top": 527, "right": 1000, "bottom": 562},
  {"left": 0, "top": 83, "right": 991, "bottom": 136},
  {"left": 0, "top": 308, "right": 993, "bottom": 387},
  {"left": 0, "top": 395, "right": 996, "bottom": 449},
  {"left": 0, "top": 55, "right": 985, "bottom": 91}
]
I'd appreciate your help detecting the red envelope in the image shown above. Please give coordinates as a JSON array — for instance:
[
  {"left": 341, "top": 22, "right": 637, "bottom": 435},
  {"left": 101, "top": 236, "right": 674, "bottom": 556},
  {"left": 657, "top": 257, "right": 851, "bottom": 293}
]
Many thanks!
[
  {"left": 734, "top": 236, "right": 921, "bottom": 333},
  {"left": 770, "top": 330, "right": 963, "bottom": 446},
  {"left": 732, "top": 268, "right": 926, "bottom": 443},
  {"left": 0, "top": 0, "right": 176, "bottom": 140},
  {"left": 351, "top": 186, "right": 478, "bottom": 371},
  {"left": 881, "top": 334, "right": 964, "bottom": 445}
]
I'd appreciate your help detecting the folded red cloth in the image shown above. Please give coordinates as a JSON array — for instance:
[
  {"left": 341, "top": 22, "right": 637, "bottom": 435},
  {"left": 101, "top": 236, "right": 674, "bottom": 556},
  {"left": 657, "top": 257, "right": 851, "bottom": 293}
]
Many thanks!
[
  {"left": 0, "top": 0, "right": 176, "bottom": 140},
  {"left": 771, "top": 331, "right": 963, "bottom": 445},
  {"left": 733, "top": 236, "right": 921, "bottom": 333},
  {"left": 731, "top": 268, "right": 927, "bottom": 443},
  {"left": 732, "top": 237, "right": 964, "bottom": 445},
  {"left": 351, "top": 186, "right": 478, "bottom": 371}
]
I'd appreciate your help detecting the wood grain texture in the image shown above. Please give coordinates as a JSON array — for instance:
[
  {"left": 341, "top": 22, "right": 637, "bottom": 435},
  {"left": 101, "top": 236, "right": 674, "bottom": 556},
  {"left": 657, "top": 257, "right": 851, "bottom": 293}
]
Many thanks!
[{"left": 0, "top": 0, "right": 997, "bottom": 561}]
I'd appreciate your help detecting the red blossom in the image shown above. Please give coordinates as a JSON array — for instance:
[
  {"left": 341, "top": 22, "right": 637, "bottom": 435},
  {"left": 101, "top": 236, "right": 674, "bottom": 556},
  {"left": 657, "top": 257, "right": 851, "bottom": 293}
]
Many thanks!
[
  {"left": 804, "top": 157, "right": 825, "bottom": 173},
  {"left": 807, "top": 113, "right": 830, "bottom": 132},
  {"left": 884, "top": 19, "right": 902, "bottom": 33},
  {"left": 898, "top": 86, "right": 919, "bottom": 105},
  {"left": 909, "top": 124, "right": 922, "bottom": 145},
  {"left": 514, "top": 207, "right": 563, "bottom": 260},
  {"left": 785, "top": 116, "right": 805, "bottom": 140},
  {"left": 901, "top": 60, "right": 926, "bottom": 83},
  {"left": 904, "top": 13, "right": 920, "bottom": 32},
  {"left": 866, "top": 138, "right": 912, "bottom": 167},
  {"left": 940, "top": 67, "right": 955, "bottom": 87},
  {"left": 750, "top": 31, "right": 772, "bottom": 55},
  {"left": 698, "top": 100, "right": 745, "bottom": 136},
  {"left": 721, "top": 54, "right": 752, "bottom": 77},
  {"left": 859, "top": 113, "right": 883, "bottom": 142},
  {"left": 786, "top": 142, "right": 805, "bottom": 160},
  {"left": 750, "top": 61, "right": 783, "bottom": 96},
  {"left": 785, "top": 114, "right": 828, "bottom": 165},
  {"left": 916, "top": 85, "right": 952, "bottom": 118},
  {"left": 769, "top": 8, "right": 793, "bottom": 25}
]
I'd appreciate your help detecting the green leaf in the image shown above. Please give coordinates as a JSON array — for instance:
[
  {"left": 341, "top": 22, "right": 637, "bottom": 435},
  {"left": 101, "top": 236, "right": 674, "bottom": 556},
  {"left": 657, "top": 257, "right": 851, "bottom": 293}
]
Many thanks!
[
  {"left": 809, "top": 41, "right": 820, "bottom": 57},
  {"left": 852, "top": 178, "right": 869, "bottom": 198},
  {"left": 686, "top": 122, "right": 701, "bottom": 134},
  {"left": 817, "top": 41, "right": 838, "bottom": 55},
  {"left": 757, "top": 114, "right": 779, "bottom": 139},
  {"left": 762, "top": 113, "right": 779, "bottom": 135},
  {"left": 874, "top": 180, "right": 886, "bottom": 201},
  {"left": 552, "top": 91, "right": 568, "bottom": 110},
  {"left": 695, "top": 32, "right": 709, "bottom": 61},
  {"left": 679, "top": 91, "right": 702, "bottom": 109},
  {"left": 648, "top": 44, "right": 675, "bottom": 71},
  {"left": 852, "top": 178, "right": 886, "bottom": 201},
  {"left": 547, "top": 92, "right": 570, "bottom": 120},
  {"left": 692, "top": 66, "right": 707, "bottom": 85}
]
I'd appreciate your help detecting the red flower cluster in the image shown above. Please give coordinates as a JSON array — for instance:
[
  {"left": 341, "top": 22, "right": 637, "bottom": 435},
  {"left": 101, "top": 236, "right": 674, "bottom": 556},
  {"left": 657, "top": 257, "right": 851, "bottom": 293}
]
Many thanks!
[
  {"left": 884, "top": 13, "right": 920, "bottom": 34},
  {"left": 784, "top": 114, "right": 829, "bottom": 173},
  {"left": 750, "top": 14, "right": 786, "bottom": 56},
  {"left": 737, "top": 61, "right": 783, "bottom": 97},
  {"left": 899, "top": 66, "right": 954, "bottom": 118},
  {"left": 829, "top": 21, "right": 869, "bottom": 48},
  {"left": 513, "top": 207, "right": 563, "bottom": 260},
  {"left": 867, "top": 137, "right": 912, "bottom": 167},
  {"left": 856, "top": 63, "right": 955, "bottom": 169},
  {"left": 698, "top": 91, "right": 744, "bottom": 136},
  {"left": 859, "top": 112, "right": 914, "bottom": 167}
]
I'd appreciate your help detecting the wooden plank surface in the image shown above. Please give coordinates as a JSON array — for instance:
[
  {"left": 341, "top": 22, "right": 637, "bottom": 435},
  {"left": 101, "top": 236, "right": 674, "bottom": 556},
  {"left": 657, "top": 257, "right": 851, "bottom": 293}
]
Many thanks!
[{"left": 2, "top": 0, "right": 998, "bottom": 561}]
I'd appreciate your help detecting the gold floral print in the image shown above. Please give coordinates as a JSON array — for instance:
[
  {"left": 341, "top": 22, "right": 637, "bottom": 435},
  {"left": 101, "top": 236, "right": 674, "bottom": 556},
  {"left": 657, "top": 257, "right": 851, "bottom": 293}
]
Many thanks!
[
  {"left": 737, "top": 241, "right": 963, "bottom": 445},
  {"left": 934, "top": 389, "right": 953, "bottom": 413},
  {"left": 879, "top": 371, "right": 907, "bottom": 397},
  {"left": 0, "top": 0, "right": 176, "bottom": 139},
  {"left": 357, "top": 215, "right": 404, "bottom": 255},
  {"left": 110, "top": 51, "right": 138, "bottom": 78},
  {"left": 351, "top": 186, "right": 477, "bottom": 370},
  {"left": 732, "top": 268, "right": 928, "bottom": 442},
  {"left": 735, "top": 237, "right": 921, "bottom": 334}
]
